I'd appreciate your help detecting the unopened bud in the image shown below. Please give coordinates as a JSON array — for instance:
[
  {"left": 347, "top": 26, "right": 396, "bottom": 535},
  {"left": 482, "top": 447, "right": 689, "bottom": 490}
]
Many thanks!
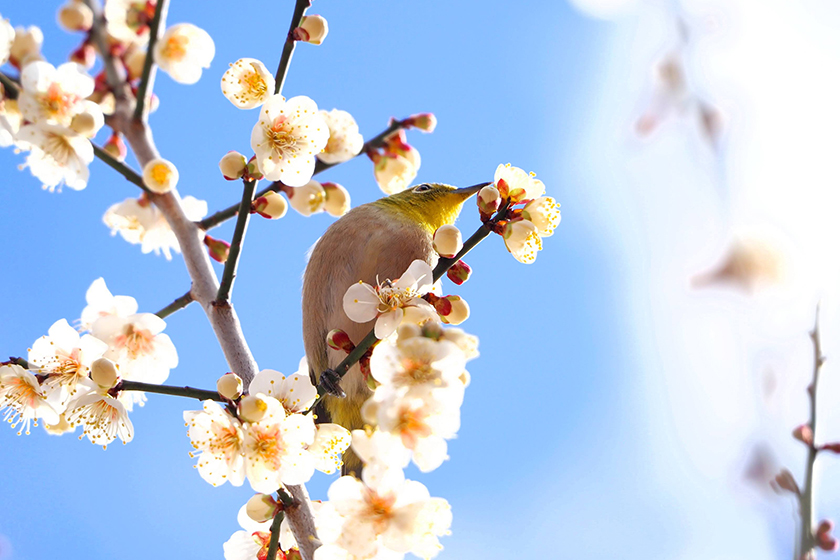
[
  {"left": 327, "top": 329, "right": 355, "bottom": 353},
  {"left": 58, "top": 2, "right": 94, "bottom": 32},
  {"left": 446, "top": 260, "right": 471, "bottom": 285},
  {"left": 288, "top": 180, "right": 327, "bottom": 217},
  {"left": 69, "top": 43, "right": 95, "bottom": 69},
  {"left": 294, "top": 15, "right": 329, "bottom": 45},
  {"left": 10, "top": 26, "right": 44, "bottom": 69},
  {"left": 90, "top": 357, "right": 119, "bottom": 389},
  {"left": 204, "top": 235, "right": 230, "bottom": 263},
  {"left": 396, "top": 323, "right": 422, "bottom": 342},
  {"left": 142, "top": 158, "right": 179, "bottom": 194},
  {"left": 478, "top": 185, "right": 501, "bottom": 219},
  {"left": 245, "top": 493, "right": 278, "bottom": 523},
  {"left": 817, "top": 520, "right": 839, "bottom": 552},
  {"left": 104, "top": 132, "right": 127, "bottom": 162},
  {"left": 239, "top": 394, "right": 269, "bottom": 423},
  {"left": 771, "top": 469, "right": 800, "bottom": 495},
  {"left": 433, "top": 225, "right": 463, "bottom": 258},
  {"left": 253, "top": 191, "right": 288, "bottom": 220},
  {"left": 216, "top": 373, "right": 243, "bottom": 400},
  {"left": 404, "top": 113, "right": 437, "bottom": 133},
  {"left": 219, "top": 151, "right": 247, "bottom": 181},
  {"left": 323, "top": 182, "right": 350, "bottom": 217},
  {"left": 125, "top": 48, "right": 147, "bottom": 81},
  {"left": 442, "top": 295, "right": 469, "bottom": 325},
  {"left": 70, "top": 111, "right": 97, "bottom": 136},
  {"left": 793, "top": 424, "right": 814, "bottom": 446},
  {"left": 246, "top": 156, "right": 264, "bottom": 180}
]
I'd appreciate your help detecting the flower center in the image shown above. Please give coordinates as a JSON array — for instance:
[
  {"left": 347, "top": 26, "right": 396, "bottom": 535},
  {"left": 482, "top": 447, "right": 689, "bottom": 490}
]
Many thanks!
[
  {"left": 264, "top": 116, "right": 298, "bottom": 158},
  {"left": 242, "top": 68, "right": 267, "bottom": 99},
  {"left": 400, "top": 359, "right": 436, "bottom": 385},
  {"left": 375, "top": 284, "right": 414, "bottom": 313},
  {"left": 114, "top": 324, "right": 155, "bottom": 359},
  {"left": 161, "top": 34, "right": 189, "bottom": 61},
  {"left": 41, "top": 83, "right": 77, "bottom": 121},
  {"left": 43, "top": 132, "right": 76, "bottom": 166},
  {"left": 151, "top": 163, "right": 171, "bottom": 186},
  {"left": 250, "top": 425, "right": 285, "bottom": 469}
]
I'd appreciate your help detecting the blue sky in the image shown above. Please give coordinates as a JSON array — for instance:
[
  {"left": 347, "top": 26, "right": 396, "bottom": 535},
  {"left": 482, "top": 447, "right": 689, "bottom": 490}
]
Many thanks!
[{"left": 4, "top": 1, "right": 840, "bottom": 559}]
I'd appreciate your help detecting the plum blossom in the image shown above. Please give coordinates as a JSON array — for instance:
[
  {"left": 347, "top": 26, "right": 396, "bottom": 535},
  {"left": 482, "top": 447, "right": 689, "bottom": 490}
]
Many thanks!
[
  {"left": 16, "top": 123, "right": 94, "bottom": 191},
  {"left": 309, "top": 422, "right": 352, "bottom": 475},
  {"left": 343, "top": 260, "right": 436, "bottom": 339},
  {"left": 225, "top": 501, "right": 329, "bottom": 560},
  {"left": 502, "top": 218, "right": 542, "bottom": 264},
  {"left": 248, "top": 359, "right": 317, "bottom": 414},
  {"left": 66, "top": 379, "right": 134, "bottom": 447},
  {"left": 154, "top": 23, "right": 215, "bottom": 84},
  {"left": 18, "top": 61, "right": 97, "bottom": 126},
  {"left": 287, "top": 180, "right": 327, "bottom": 217},
  {"left": 493, "top": 163, "right": 545, "bottom": 203},
  {"left": 29, "top": 319, "right": 108, "bottom": 412},
  {"left": 251, "top": 94, "right": 329, "bottom": 186},
  {"left": 0, "top": 96, "right": 23, "bottom": 148},
  {"left": 317, "top": 109, "right": 364, "bottom": 165},
  {"left": 221, "top": 58, "right": 274, "bottom": 109},
  {"left": 522, "top": 196, "right": 561, "bottom": 237},
  {"left": 185, "top": 400, "right": 247, "bottom": 487},
  {"left": 0, "top": 363, "right": 60, "bottom": 435},
  {"left": 90, "top": 312, "right": 178, "bottom": 385},
  {"left": 80, "top": 277, "right": 138, "bottom": 331},
  {"left": 0, "top": 16, "right": 13, "bottom": 66},
  {"left": 372, "top": 151, "right": 417, "bottom": 195},
  {"left": 105, "top": 0, "right": 156, "bottom": 46}
]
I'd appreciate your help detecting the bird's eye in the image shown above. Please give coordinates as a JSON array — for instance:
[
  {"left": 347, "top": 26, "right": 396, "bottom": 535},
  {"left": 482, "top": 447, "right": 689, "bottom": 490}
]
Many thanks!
[{"left": 413, "top": 184, "right": 432, "bottom": 193}]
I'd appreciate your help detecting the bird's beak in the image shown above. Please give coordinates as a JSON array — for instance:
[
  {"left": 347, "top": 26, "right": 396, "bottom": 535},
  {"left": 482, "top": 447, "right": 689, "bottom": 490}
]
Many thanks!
[{"left": 453, "top": 182, "right": 492, "bottom": 198}]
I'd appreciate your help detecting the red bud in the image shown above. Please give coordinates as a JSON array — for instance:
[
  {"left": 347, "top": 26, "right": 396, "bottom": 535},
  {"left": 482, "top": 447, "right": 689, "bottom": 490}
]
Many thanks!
[
  {"left": 817, "top": 520, "right": 839, "bottom": 552},
  {"left": 327, "top": 329, "right": 355, "bottom": 354},
  {"left": 203, "top": 235, "right": 230, "bottom": 263},
  {"left": 771, "top": 469, "right": 800, "bottom": 496},
  {"left": 794, "top": 424, "right": 814, "bottom": 446},
  {"left": 447, "top": 260, "right": 472, "bottom": 285},
  {"left": 403, "top": 113, "right": 436, "bottom": 133}
]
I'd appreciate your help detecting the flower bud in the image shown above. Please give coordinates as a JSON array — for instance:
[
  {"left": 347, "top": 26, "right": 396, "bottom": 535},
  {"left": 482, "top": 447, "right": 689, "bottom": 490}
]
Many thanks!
[
  {"left": 477, "top": 185, "right": 501, "bottom": 219},
  {"left": 125, "top": 48, "right": 147, "bottom": 81},
  {"left": 90, "top": 357, "right": 119, "bottom": 389},
  {"left": 440, "top": 295, "right": 469, "bottom": 325},
  {"left": 246, "top": 155, "right": 264, "bottom": 180},
  {"left": 58, "top": 2, "right": 94, "bottom": 32},
  {"left": 323, "top": 182, "right": 350, "bottom": 217},
  {"left": 433, "top": 225, "right": 463, "bottom": 258},
  {"left": 294, "top": 15, "right": 329, "bottom": 45},
  {"left": 70, "top": 43, "right": 96, "bottom": 69},
  {"left": 372, "top": 152, "right": 416, "bottom": 195},
  {"left": 104, "top": 132, "right": 127, "bottom": 162},
  {"left": 253, "top": 191, "right": 288, "bottom": 220},
  {"left": 245, "top": 493, "right": 278, "bottom": 523},
  {"left": 10, "top": 26, "right": 44, "bottom": 68},
  {"left": 446, "top": 260, "right": 471, "bottom": 285},
  {"left": 404, "top": 113, "right": 437, "bottom": 133},
  {"left": 239, "top": 394, "right": 270, "bottom": 423},
  {"left": 204, "top": 235, "right": 230, "bottom": 263},
  {"left": 327, "top": 329, "right": 355, "bottom": 353},
  {"left": 70, "top": 111, "right": 96, "bottom": 136},
  {"left": 793, "top": 424, "right": 814, "bottom": 446},
  {"left": 219, "top": 151, "right": 247, "bottom": 181},
  {"left": 216, "top": 373, "right": 243, "bottom": 400},
  {"left": 818, "top": 520, "right": 839, "bottom": 552},
  {"left": 288, "top": 180, "right": 327, "bottom": 216},
  {"left": 771, "top": 469, "right": 799, "bottom": 495},
  {"left": 142, "top": 158, "right": 179, "bottom": 194},
  {"left": 522, "top": 196, "right": 561, "bottom": 237},
  {"left": 396, "top": 323, "right": 422, "bottom": 342}
]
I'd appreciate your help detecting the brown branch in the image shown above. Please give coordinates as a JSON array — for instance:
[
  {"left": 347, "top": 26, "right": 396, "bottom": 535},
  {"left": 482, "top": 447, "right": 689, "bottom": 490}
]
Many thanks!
[
  {"left": 274, "top": 0, "right": 311, "bottom": 95},
  {"left": 800, "top": 305, "right": 825, "bottom": 557},
  {"left": 156, "top": 290, "right": 194, "bottom": 319}
]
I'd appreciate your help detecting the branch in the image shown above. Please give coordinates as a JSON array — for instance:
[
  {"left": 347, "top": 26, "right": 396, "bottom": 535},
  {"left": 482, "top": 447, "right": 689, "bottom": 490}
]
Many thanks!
[
  {"left": 197, "top": 118, "right": 407, "bottom": 231},
  {"left": 156, "top": 290, "right": 194, "bottom": 319},
  {"left": 265, "top": 510, "right": 286, "bottom": 560},
  {"left": 0, "top": 72, "right": 20, "bottom": 98},
  {"left": 216, "top": 179, "right": 257, "bottom": 304},
  {"left": 800, "top": 305, "right": 825, "bottom": 556},
  {"left": 274, "top": 0, "right": 312, "bottom": 95},
  {"left": 118, "top": 379, "right": 223, "bottom": 401},
  {"left": 82, "top": 0, "right": 128, "bottom": 97},
  {"left": 133, "top": 0, "right": 168, "bottom": 121},
  {"left": 92, "top": 143, "right": 150, "bottom": 192}
]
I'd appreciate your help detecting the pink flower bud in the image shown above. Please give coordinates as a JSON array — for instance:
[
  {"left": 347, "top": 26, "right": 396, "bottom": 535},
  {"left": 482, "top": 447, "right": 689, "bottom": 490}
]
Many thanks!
[
  {"left": 447, "top": 260, "right": 472, "bottom": 285},
  {"left": 327, "top": 329, "right": 355, "bottom": 353},
  {"left": 817, "top": 520, "right": 839, "bottom": 552},
  {"left": 216, "top": 373, "right": 243, "bottom": 400},
  {"left": 793, "top": 424, "right": 814, "bottom": 446},
  {"left": 245, "top": 493, "right": 278, "bottom": 523},
  {"left": 104, "top": 132, "right": 127, "bottom": 162},
  {"left": 294, "top": 15, "right": 329, "bottom": 45},
  {"left": 204, "top": 235, "right": 230, "bottom": 263},
  {"left": 90, "top": 358, "right": 118, "bottom": 389},
  {"left": 404, "top": 113, "right": 437, "bottom": 133},
  {"left": 219, "top": 151, "right": 247, "bottom": 181},
  {"left": 253, "top": 191, "right": 288, "bottom": 220},
  {"left": 70, "top": 43, "right": 96, "bottom": 69},
  {"left": 771, "top": 469, "right": 800, "bottom": 496}
]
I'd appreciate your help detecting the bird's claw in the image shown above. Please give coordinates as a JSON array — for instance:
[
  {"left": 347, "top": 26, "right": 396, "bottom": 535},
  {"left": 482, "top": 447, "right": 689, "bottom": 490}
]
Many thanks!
[{"left": 320, "top": 369, "right": 346, "bottom": 398}]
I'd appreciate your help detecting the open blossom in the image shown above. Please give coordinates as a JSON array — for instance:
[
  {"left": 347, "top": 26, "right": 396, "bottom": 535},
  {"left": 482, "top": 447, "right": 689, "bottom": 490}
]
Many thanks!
[
  {"left": 309, "top": 423, "right": 352, "bottom": 474},
  {"left": 105, "top": 0, "right": 156, "bottom": 46},
  {"left": 503, "top": 218, "right": 542, "bottom": 264},
  {"left": 154, "top": 23, "right": 215, "bottom": 84},
  {"left": 66, "top": 380, "right": 134, "bottom": 447},
  {"left": 372, "top": 151, "right": 417, "bottom": 195},
  {"left": 103, "top": 195, "right": 208, "bottom": 259},
  {"left": 221, "top": 58, "right": 274, "bottom": 109},
  {"left": 142, "top": 158, "right": 179, "bottom": 194},
  {"left": 317, "top": 466, "right": 451, "bottom": 559},
  {"left": 248, "top": 359, "right": 317, "bottom": 414},
  {"left": 0, "top": 96, "right": 23, "bottom": 148},
  {"left": 225, "top": 501, "right": 329, "bottom": 560},
  {"left": 251, "top": 94, "right": 329, "bottom": 186},
  {"left": 317, "top": 109, "right": 364, "bottom": 165},
  {"left": 29, "top": 319, "right": 108, "bottom": 412},
  {"left": 494, "top": 163, "right": 545, "bottom": 203},
  {"left": 18, "top": 61, "right": 97, "bottom": 126},
  {"left": 185, "top": 400, "right": 247, "bottom": 487},
  {"left": 90, "top": 312, "right": 178, "bottom": 385},
  {"left": 288, "top": 179, "right": 327, "bottom": 216},
  {"left": 0, "top": 16, "right": 12, "bottom": 66},
  {"left": 80, "top": 278, "right": 138, "bottom": 331},
  {"left": 0, "top": 364, "right": 60, "bottom": 435},
  {"left": 343, "top": 260, "right": 436, "bottom": 339},
  {"left": 16, "top": 123, "right": 94, "bottom": 191},
  {"left": 522, "top": 196, "right": 561, "bottom": 237}
]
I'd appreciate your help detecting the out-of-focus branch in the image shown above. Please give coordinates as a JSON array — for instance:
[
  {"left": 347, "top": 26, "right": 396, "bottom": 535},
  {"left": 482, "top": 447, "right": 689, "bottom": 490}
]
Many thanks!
[
  {"left": 800, "top": 306, "right": 825, "bottom": 557},
  {"left": 133, "top": 0, "right": 168, "bottom": 120},
  {"left": 216, "top": 180, "right": 257, "bottom": 304},
  {"left": 156, "top": 290, "right": 194, "bottom": 319},
  {"left": 197, "top": 118, "right": 408, "bottom": 231},
  {"left": 0, "top": 72, "right": 20, "bottom": 98},
  {"left": 82, "top": 0, "right": 128, "bottom": 98},
  {"left": 274, "top": 0, "right": 311, "bottom": 95}
]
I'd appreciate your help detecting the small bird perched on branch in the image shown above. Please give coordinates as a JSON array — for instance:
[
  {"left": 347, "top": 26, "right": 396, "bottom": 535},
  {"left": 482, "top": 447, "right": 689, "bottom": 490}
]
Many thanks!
[{"left": 302, "top": 182, "right": 482, "bottom": 475}]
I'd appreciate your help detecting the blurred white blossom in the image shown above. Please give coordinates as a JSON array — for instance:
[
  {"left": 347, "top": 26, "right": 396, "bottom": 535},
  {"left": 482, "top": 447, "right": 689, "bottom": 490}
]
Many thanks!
[{"left": 154, "top": 23, "right": 215, "bottom": 84}]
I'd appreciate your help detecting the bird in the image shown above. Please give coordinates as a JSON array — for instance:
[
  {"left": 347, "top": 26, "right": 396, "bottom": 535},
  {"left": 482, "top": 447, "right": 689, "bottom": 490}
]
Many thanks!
[{"left": 302, "top": 182, "right": 483, "bottom": 475}]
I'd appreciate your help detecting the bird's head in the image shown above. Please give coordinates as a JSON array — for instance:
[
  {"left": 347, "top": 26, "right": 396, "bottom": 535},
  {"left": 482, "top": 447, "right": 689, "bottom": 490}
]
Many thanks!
[{"left": 373, "top": 182, "right": 489, "bottom": 233}]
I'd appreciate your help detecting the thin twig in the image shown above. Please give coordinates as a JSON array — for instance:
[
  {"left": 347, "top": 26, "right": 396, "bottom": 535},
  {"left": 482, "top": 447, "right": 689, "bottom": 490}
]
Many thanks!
[
  {"left": 274, "top": 0, "right": 312, "bottom": 95},
  {"left": 800, "top": 305, "right": 825, "bottom": 556},
  {"left": 118, "top": 379, "right": 223, "bottom": 402},
  {"left": 92, "top": 143, "right": 150, "bottom": 191},
  {"left": 0, "top": 72, "right": 20, "bottom": 98},
  {"left": 156, "top": 290, "right": 194, "bottom": 319},
  {"left": 216, "top": 180, "right": 257, "bottom": 304},
  {"left": 133, "top": 0, "right": 168, "bottom": 121},
  {"left": 197, "top": 119, "right": 407, "bottom": 231},
  {"left": 265, "top": 511, "right": 286, "bottom": 560}
]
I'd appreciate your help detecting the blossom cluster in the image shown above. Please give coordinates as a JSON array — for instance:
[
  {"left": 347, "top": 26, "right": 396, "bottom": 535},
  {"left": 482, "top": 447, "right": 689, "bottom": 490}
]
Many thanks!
[{"left": 0, "top": 278, "right": 177, "bottom": 447}]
